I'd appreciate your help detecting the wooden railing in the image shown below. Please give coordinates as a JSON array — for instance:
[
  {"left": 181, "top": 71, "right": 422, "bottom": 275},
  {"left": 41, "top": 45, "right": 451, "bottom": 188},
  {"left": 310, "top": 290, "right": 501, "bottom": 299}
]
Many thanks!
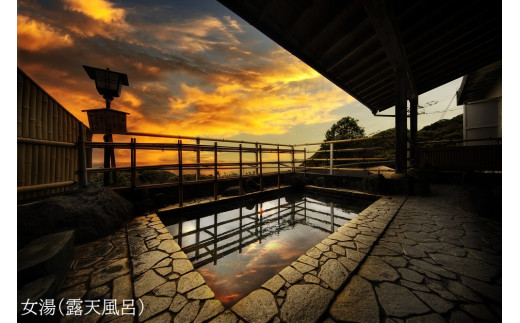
[
  {"left": 415, "top": 138, "right": 502, "bottom": 171},
  {"left": 81, "top": 133, "right": 304, "bottom": 206},
  {"left": 294, "top": 136, "right": 396, "bottom": 175}
]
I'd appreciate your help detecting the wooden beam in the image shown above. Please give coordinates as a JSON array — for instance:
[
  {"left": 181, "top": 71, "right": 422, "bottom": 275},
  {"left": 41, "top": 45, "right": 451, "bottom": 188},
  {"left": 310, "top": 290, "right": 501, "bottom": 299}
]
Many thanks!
[{"left": 360, "top": 0, "right": 417, "bottom": 100}]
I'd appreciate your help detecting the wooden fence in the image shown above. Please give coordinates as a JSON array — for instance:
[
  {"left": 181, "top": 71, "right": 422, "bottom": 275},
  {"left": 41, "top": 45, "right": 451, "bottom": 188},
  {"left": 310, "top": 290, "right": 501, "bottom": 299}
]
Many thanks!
[
  {"left": 17, "top": 68, "right": 92, "bottom": 202},
  {"left": 416, "top": 139, "right": 502, "bottom": 171},
  {"left": 83, "top": 134, "right": 302, "bottom": 206}
]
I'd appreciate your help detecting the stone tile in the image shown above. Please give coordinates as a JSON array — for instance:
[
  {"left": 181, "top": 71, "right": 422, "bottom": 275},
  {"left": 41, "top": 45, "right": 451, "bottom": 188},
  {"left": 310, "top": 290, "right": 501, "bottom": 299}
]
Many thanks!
[
  {"left": 402, "top": 244, "right": 427, "bottom": 258},
  {"left": 324, "top": 251, "right": 338, "bottom": 259},
  {"left": 346, "top": 249, "right": 365, "bottom": 262},
  {"left": 353, "top": 234, "right": 376, "bottom": 246},
  {"left": 378, "top": 241, "right": 402, "bottom": 254},
  {"left": 406, "top": 313, "right": 446, "bottom": 323},
  {"left": 195, "top": 300, "right": 225, "bottom": 323},
  {"left": 321, "top": 238, "right": 337, "bottom": 246},
  {"left": 398, "top": 268, "right": 424, "bottom": 283},
  {"left": 155, "top": 267, "right": 172, "bottom": 277},
  {"left": 73, "top": 257, "right": 103, "bottom": 270},
  {"left": 145, "top": 239, "right": 160, "bottom": 249},
  {"left": 112, "top": 274, "right": 133, "bottom": 304},
  {"left": 91, "top": 258, "right": 130, "bottom": 288},
  {"left": 133, "top": 251, "right": 169, "bottom": 277},
  {"left": 170, "top": 294, "right": 188, "bottom": 313},
  {"left": 355, "top": 241, "right": 371, "bottom": 253},
  {"left": 329, "top": 276, "right": 379, "bottom": 323},
  {"left": 461, "top": 304, "right": 498, "bottom": 322},
  {"left": 138, "top": 295, "right": 172, "bottom": 322},
  {"left": 338, "top": 241, "right": 357, "bottom": 250},
  {"left": 338, "top": 256, "right": 357, "bottom": 272},
  {"left": 371, "top": 245, "right": 400, "bottom": 256},
  {"left": 426, "top": 280, "right": 458, "bottom": 301},
  {"left": 174, "top": 300, "right": 200, "bottom": 323},
  {"left": 157, "top": 233, "right": 173, "bottom": 241},
  {"left": 460, "top": 276, "right": 501, "bottom": 303},
  {"left": 209, "top": 310, "right": 238, "bottom": 323},
  {"left": 304, "top": 274, "right": 320, "bottom": 284},
  {"left": 134, "top": 270, "right": 167, "bottom": 298},
  {"left": 144, "top": 312, "right": 172, "bottom": 323},
  {"left": 232, "top": 289, "right": 277, "bottom": 323},
  {"left": 409, "top": 259, "right": 456, "bottom": 279},
  {"left": 85, "top": 285, "right": 110, "bottom": 300},
  {"left": 413, "top": 291, "right": 454, "bottom": 313},
  {"left": 262, "top": 275, "right": 285, "bottom": 294},
  {"left": 153, "top": 281, "right": 177, "bottom": 297},
  {"left": 449, "top": 310, "right": 474, "bottom": 323},
  {"left": 298, "top": 255, "right": 319, "bottom": 267},
  {"left": 400, "top": 280, "right": 430, "bottom": 292},
  {"left": 62, "top": 275, "right": 89, "bottom": 289},
  {"left": 154, "top": 258, "right": 172, "bottom": 268},
  {"left": 307, "top": 247, "right": 323, "bottom": 259},
  {"left": 358, "top": 256, "right": 399, "bottom": 282},
  {"left": 316, "top": 243, "right": 330, "bottom": 252},
  {"left": 57, "top": 283, "right": 87, "bottom": 300},
  {"left": 281, "top": 284, "right": 334, "bottom": 323},
  {"left": 318, "top": 259, "right": 348, "bottom": 291},
  {"left": 172, "top": 259, "right": 194, "bottom": 275},
  {"left": 172, "top": 251, "right": 187, "bottom": 259},
  {"left": 421, "top": 242, "right": 466, "bottom": 257},
  {"left": 328, "top": 232, "right": 350, "bottom": 242},
  {"left": 157, "top": 240, "right": 181, "bottom": 254},
  {"left": 177, "top": 271, "right": 205, "bottom": 294},
  {"left": 279, "top": 266, "right": 303, "bottom": 284},
  {"left": 446, "top": 280, "right": 482, "bottom": 302},
  {"left": 187, "top": 285, "right": 215, "bottom": 300},
  {"left": 292, "top": 261, "right": 315, "bottom": 274},
  {"left": 429, "top": 253, "right": 499, "bottom": 282},
  {"left": 68, "top": 268, "right": 95, "bottom": 278},
  {"left": 128, "top": 236, "right": 148, "bottom": 258},
  {"left": 376, "top": 282, "right": 429, "bottom": 317}
]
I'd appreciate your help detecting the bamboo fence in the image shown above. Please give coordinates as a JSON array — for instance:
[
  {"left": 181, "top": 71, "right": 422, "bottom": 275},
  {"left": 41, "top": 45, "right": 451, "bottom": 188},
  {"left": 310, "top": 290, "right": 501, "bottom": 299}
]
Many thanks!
[{"left": 17, "top": 68, "right": 92, "bottom": 202}]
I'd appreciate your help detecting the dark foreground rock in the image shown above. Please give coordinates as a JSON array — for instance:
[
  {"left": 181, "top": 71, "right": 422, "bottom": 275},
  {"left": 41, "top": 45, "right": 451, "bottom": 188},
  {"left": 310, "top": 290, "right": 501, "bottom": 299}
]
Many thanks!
[{"left": 18, "top": 183, "right": 134, "bottom": 248}]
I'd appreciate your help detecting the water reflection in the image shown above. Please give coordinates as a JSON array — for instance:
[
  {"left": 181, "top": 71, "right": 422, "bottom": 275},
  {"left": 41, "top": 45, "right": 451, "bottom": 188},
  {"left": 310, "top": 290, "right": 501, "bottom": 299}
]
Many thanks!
[{"left": 163, "top": 193, "right": 370, "bottom": 307}]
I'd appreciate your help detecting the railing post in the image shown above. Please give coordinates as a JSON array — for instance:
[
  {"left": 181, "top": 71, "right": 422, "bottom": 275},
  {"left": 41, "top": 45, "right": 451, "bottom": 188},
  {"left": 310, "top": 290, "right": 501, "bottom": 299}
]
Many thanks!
[
  {"left": 239, "top": 144, "right": 243, "bottom": 196},
  {"left": 178, "top": 140, "right": 183, "bottom": 207},
  {"left": 77, "top": 130, "right": 88, "bottom": 187},
  {"left": 196, "top": 137, "right": 201, "bottom": 181},
  {"left": 330, "top": 143, "right": 334, "bottom": 175},
  {"left": 103, "top": 134, "right": 111, "bottom": 186},
  {"left": 214, "top": 142, "right": 218, "bottom": 200},
  {"left": 130, "top": 138, "right": 136, "bottom": 189},
  {"left": 291, "top": 146, "right": 295, "bottom": 173},
  {"left": 303, "top": 148, "right": 307, "bottom": 175},
  {"left": 255, "top": 143, "right": 259, "bottom": 176},
  {"left": 259, "top": 144, "right": 263, "bottom": 191},
  {"left": 277, "top": 145, "right": 281, "bottom": 189}
]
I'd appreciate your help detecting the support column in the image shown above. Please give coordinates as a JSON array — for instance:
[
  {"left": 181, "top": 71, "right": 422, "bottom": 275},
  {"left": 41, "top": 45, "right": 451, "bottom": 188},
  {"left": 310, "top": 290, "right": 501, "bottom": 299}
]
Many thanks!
[
  {"left": 410, "top": 96, "right": 418, "bottom": 169},
  {"left": 395, "top": 69, "right": 408, "bottom": 174}
]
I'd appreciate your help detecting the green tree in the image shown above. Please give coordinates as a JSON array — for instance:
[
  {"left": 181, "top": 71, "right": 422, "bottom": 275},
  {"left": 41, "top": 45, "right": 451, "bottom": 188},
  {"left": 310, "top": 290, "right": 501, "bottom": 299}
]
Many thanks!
[
  {"left": 306, "top": 117, "right": 366, "bottom": 166},
  {"left": 324, "top": 117, "right": 365, "bottom": 141}
]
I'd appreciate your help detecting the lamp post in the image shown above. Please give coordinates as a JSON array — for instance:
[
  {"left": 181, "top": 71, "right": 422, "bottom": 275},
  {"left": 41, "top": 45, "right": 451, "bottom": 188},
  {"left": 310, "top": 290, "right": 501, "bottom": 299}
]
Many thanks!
[{"left": 82, "top": 65, "right": 129, "bottom": 186}]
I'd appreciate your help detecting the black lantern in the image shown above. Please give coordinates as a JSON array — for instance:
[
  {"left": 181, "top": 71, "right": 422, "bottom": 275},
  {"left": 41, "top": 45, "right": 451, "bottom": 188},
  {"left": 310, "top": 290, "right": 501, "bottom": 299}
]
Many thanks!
[{"left": 83, "top": 65, "right": 129, "bottom": 109}]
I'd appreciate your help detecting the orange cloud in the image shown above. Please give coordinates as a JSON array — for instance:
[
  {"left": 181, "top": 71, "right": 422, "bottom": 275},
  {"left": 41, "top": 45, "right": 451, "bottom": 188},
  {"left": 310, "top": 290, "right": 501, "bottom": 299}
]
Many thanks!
[
  {"left": 17, "top": 15, "right": 73, "bottom": 52},
  {"left": 63, "top": 0, "right": 125, "bottom": 24}
]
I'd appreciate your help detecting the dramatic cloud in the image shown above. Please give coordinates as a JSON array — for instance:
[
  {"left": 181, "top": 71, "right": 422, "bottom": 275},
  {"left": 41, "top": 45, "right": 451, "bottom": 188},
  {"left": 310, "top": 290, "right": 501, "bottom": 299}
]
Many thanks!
[
  {"left": 17, "top": 0, "right": 356, "bottom": 166},
  {"left": 17, "top": 15, "right": 73, "bottom": 51},
  {"left": 63, "top": 0, "right": 126, "bottom": 24}
]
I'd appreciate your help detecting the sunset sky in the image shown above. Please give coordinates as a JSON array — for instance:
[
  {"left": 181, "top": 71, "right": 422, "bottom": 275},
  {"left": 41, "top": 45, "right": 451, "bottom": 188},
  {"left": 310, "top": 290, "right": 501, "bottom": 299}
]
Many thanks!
[{"left": 17, "top": 0, "right": 465, "bottom": 148}]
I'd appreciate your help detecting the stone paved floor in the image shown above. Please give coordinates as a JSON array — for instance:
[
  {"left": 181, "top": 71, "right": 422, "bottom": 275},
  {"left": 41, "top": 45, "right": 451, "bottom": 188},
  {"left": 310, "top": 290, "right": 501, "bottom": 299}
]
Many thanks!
[
  {"left": 56, "top": 184, "right": 501, "bottom": 322},
  {"left": 327, "top": 184, "right": 502, "bottom": 322}
]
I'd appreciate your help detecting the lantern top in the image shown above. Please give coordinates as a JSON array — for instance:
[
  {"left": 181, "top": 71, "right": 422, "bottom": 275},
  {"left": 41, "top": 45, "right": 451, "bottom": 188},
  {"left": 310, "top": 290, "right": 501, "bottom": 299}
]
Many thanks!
[{"left": 83, "top": 65, "right": 129, "bottom": 104}]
